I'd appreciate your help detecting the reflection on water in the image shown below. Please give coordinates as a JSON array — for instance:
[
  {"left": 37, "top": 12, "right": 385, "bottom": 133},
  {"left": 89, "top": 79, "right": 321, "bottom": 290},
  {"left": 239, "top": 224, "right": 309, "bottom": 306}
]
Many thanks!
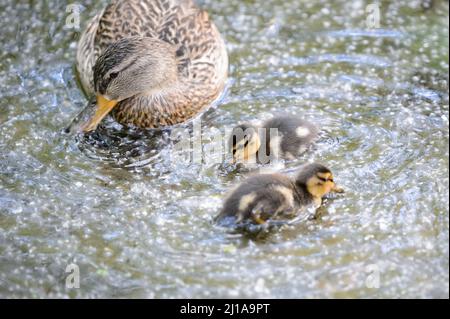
[{"left": 0, "top": 0, "right": 448, "bottom": 298}]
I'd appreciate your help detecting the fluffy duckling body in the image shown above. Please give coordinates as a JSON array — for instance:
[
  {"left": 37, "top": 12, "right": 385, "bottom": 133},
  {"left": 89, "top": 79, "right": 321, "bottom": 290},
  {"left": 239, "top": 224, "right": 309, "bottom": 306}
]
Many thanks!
[
  {"left": 71, "top": 0, "right": 228, "bottom": 132},
  {"left": 215, "top": 163, "right": 342, "bottom": 225},
  {"left": 229, "top": 116, "right": 319, "bottom": 164}
]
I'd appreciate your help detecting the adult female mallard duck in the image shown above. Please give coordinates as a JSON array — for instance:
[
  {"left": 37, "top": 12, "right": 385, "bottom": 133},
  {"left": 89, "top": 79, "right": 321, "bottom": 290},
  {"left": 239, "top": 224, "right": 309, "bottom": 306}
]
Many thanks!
[
  {"left": 215, "top": 163, "right": 344, "bottom": 226},
  {"left": 70, "top": 0, "right": 228, "bottom": 132}
]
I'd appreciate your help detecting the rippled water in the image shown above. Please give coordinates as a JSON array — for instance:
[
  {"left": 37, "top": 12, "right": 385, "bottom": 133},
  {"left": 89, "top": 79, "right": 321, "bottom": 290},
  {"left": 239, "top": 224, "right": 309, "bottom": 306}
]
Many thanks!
[{"left": 0, "top": 0, "right": 448, "bottom": 298}]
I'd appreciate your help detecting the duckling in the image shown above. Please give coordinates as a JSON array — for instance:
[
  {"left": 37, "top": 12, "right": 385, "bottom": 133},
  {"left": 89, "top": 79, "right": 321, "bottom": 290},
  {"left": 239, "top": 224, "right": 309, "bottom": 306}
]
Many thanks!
[
  {"left": 69, "top": 0, "right": 228, "bottom": 133},
  {"left": 229, "top": 115, "right": 319, "bottom": 164},
  {"left": 215, "top": 163, "right": 343, "bottom": 225}
]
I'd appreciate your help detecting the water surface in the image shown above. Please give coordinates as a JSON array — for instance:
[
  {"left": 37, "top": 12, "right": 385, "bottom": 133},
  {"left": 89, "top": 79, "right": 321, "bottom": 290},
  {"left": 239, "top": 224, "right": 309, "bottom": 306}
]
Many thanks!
[{"left": 0, "top": 0, "right": 448, "bottom": 298}]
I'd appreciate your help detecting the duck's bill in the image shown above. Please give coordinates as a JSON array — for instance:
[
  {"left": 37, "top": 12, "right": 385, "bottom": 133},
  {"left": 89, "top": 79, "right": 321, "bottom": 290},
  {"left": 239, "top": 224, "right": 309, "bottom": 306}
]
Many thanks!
[
  {"left": 65, "top": 95, "right": 118, "bottom": 134},
  {"left": 331, "top": 185, "right": 345, "bottom": 193}
]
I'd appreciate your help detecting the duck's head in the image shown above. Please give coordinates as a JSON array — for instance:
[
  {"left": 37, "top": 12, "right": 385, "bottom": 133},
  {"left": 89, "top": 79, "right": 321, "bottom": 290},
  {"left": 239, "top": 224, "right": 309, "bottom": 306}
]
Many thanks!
[
  {"left": 295, "top": 163, "right": 344, "bottom": 199},
  {"left": 81, "top": 37, "right": 178, "bottom": 132},
  {"left": 229, "top": 124, "right": 261, "bottom": 163}
]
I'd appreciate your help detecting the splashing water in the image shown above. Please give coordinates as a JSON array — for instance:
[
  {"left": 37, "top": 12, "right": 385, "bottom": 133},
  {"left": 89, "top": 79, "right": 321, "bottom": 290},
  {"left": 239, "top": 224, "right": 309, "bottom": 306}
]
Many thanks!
[{"left": 0, "top": 0, "right": 448, "bottom": 298}]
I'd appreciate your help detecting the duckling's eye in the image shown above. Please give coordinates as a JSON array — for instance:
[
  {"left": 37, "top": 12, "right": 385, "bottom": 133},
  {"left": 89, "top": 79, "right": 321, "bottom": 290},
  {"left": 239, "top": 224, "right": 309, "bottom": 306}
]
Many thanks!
[
  {"left": 243, "top": 139, "right": 250, "bottom": 148},
  {"left": 329, "top": 178, "right": 334, "bottom": 183},
  {"left": 109, "top": 72, "right": 119, "bottom": 80}
]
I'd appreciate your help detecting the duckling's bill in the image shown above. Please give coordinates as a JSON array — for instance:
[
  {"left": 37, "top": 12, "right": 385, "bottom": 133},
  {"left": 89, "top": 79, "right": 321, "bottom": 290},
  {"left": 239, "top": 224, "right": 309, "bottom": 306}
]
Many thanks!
[{"left": 331, "top": 185, "right": 345, "bottom": 193}]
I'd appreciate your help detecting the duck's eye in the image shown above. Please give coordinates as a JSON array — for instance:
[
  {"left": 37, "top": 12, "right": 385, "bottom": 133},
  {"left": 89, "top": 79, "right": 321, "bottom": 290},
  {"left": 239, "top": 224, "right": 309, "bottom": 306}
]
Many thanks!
[{"left": 109, "top": 72, "right": 119, "bottom": 80}]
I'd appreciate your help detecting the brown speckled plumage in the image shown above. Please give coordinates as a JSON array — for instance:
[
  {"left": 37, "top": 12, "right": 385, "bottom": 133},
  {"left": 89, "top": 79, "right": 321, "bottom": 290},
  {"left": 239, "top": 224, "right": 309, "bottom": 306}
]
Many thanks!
[{"left": 76, "top": 0, "right": 228, "bottom": 129}]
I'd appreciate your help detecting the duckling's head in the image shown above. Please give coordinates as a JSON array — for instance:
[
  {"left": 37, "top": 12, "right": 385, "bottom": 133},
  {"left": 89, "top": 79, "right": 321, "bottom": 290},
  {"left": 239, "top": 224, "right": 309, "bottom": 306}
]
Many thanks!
[
  {"left": 295, "top": 163, "right": 342, "bottom": 199},
  {"left": 229, "top": 124, "right": 261, "bottom": 163},
  {"left": 82, "top": 37, "right": 178, "bottom": 132}
]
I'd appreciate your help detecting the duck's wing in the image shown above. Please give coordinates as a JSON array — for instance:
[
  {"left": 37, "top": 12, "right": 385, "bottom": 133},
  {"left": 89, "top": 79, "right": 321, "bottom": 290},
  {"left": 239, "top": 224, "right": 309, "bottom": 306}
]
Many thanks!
[
  {"left": 150, "top": 1, "right": 228, "bottom": 109},
  {"left": 76, "top": 8, "right": 105, "bottom": 96},
  {"left": 172, "top": 6, "right": 229, "bottom": 88}
]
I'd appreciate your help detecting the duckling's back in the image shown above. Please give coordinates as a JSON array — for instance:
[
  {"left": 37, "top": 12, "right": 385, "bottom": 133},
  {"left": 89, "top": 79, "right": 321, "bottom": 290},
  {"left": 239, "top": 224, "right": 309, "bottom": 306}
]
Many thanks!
[
  {"left": 216, "top": 174, "right": 297, "bottom": 225},
  {"left": 261, "top": 116, "right": 319, "bottom": 160}
]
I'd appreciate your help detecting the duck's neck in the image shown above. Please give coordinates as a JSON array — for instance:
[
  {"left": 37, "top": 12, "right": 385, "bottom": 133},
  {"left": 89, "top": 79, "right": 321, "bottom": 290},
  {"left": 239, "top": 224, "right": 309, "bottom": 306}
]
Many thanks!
[{"left": 293, "top": 183, "right": 314, "bottom": 206}]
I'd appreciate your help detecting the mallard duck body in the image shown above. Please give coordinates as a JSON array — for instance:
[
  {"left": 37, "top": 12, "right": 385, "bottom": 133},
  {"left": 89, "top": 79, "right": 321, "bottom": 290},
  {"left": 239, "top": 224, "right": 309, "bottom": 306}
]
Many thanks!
[
  {"left": 215, "top": 163, "right": 342, "bottom": 225},
  {"left": 76, "top": 0, "right": 228, "bottom": 129}
]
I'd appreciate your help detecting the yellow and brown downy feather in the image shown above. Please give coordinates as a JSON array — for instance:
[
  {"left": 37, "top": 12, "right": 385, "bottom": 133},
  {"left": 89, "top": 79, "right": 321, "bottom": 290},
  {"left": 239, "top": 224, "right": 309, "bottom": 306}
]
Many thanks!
[{"left": 75, "top": 0, "right": 228, "bottom": 129}]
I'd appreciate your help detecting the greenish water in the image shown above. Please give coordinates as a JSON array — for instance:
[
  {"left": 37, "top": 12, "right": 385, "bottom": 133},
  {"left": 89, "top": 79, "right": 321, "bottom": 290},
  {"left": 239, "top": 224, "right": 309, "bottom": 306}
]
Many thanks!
[{"left": 0, "top": 0, "right": 448, "bottom": 298}]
